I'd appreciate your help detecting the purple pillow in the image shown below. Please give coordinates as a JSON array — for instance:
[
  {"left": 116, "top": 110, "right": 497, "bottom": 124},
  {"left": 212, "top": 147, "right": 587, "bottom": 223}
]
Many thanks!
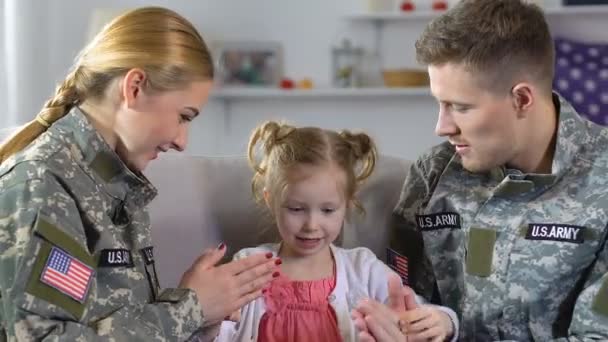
[{"left": 553, "top": 37, "right": 608, "bottom": 125}]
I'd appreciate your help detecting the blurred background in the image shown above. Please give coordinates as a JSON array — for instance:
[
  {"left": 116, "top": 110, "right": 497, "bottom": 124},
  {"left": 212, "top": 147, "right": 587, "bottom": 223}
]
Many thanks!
[{"left": 1, "top": 0, "right": 607, "bottom": 159}]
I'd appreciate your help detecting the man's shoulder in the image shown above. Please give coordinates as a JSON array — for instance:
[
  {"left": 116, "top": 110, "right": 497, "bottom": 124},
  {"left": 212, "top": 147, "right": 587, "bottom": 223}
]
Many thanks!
[
  {"left": 415, "top": 141, "right": 457, "bottom": 175},
  {"left": 581, "top": 122, "right": 608, "bottom": 163}
]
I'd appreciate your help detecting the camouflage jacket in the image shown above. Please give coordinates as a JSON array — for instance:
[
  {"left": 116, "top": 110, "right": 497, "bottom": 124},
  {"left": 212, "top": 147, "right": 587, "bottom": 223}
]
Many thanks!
[
  {"left": 389, "top": 94, "right": 608, "bottom": 341},
  {"left": 0, "top": 109, "right": 203, "bottom": 341}
]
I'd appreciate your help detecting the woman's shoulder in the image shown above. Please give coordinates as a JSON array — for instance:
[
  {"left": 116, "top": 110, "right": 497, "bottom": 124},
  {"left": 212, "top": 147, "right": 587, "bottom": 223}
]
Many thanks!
[
  {"left": 0, "top": 132, "right": 68, "bottom": 184},
  {"left": 0, "top": 134, "right": 85, "bottom": 215}
]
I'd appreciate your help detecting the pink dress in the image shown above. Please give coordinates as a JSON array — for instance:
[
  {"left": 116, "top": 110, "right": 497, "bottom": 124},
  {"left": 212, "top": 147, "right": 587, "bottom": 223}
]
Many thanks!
[{"left": 257, "top": 273, "right": 342, "bottom": 342}]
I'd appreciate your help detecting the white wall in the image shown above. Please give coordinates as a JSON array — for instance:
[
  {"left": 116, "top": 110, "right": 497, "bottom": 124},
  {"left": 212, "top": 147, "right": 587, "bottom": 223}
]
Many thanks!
[{"left": 12, "top": 0, "right": 608, "bottom": 160}]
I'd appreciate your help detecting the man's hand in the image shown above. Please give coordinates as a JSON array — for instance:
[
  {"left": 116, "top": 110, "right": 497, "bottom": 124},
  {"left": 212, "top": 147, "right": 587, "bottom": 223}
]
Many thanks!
[
  {"left": 401, "top": 306, "right": 454, "bottom": 342},
  {"left": 352, "top": 273, "right": 416, "bottom": 341}
]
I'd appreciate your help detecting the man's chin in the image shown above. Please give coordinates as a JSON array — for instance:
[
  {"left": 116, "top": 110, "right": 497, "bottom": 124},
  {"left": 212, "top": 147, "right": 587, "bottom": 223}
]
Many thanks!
[{"left": 461, "top": 158, "right": 492, "bottom": 174}]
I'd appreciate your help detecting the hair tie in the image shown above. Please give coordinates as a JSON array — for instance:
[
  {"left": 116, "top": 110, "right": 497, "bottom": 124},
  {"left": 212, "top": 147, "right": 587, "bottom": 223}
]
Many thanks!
[{"left": 35, "top": 115, "right": 51, "bottom": 128}]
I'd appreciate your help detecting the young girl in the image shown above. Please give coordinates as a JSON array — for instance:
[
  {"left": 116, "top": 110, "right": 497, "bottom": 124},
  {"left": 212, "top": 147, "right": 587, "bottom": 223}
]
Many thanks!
[{"left": 213, "top": 121, "right": 458, "bottom": 341}]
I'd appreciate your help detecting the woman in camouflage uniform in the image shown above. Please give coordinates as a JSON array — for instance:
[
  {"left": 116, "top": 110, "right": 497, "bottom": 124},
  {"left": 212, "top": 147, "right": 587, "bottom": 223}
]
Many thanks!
[{"left": 0, "top": 7, "right": 278, "bottom": 341}]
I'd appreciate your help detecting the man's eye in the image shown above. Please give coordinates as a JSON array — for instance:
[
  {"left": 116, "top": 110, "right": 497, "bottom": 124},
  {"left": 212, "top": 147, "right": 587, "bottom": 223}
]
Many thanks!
[{"left": 452, "top": 105, "right": 469, "bottom": 112}]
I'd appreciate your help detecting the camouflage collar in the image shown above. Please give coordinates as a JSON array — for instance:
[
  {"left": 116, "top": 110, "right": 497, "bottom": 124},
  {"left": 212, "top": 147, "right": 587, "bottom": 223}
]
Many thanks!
[
  {"left": 550, "top": 92, "right": 586, "bottom": 177},
  {"left": 50, "top": 108, "right": 157, "bottom": 208},
  {"left": 466, "top": 93, "right": 586, "bottom": 197}
]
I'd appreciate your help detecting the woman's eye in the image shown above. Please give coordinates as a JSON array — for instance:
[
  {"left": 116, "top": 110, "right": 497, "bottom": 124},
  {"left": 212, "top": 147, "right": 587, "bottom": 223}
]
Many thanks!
[
  {"left": 322, "top": 208, "right": 336, "bottom": 214},
  {"left": 179, "top": 114, "right": 193, "bottom": 123}
]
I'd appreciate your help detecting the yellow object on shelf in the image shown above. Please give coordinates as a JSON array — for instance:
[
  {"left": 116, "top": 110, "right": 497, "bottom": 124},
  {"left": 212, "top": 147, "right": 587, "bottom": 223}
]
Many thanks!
[
  {"left": 297, "top": 78, "right": 314, "bottom": 89},
  {"left": 382, "top": 69, "right": 429, "bottom": 87}
]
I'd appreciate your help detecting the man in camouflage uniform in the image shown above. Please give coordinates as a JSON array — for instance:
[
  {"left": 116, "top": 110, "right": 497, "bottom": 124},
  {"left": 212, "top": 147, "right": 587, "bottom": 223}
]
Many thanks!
[
  {"left": 356, "top": 0, "right": 608, "bottom": 341},
  {"left": 0, "top": 109, "right": 206, "bottom": 340},
  {"left": 391, "top": 95, "right": 608, "bottom": 340}
]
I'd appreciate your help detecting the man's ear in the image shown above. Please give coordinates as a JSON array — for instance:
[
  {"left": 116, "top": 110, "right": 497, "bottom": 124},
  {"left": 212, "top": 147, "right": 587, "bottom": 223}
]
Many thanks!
[
  {"left": 121, "top": 68, "right": 147, "bottom": 108},
  {"left": 511, "top": 82, "right": 534, "bottom": 119}
]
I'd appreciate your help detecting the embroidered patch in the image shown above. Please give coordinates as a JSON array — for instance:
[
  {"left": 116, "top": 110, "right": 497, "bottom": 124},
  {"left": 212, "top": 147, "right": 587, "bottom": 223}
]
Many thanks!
[
  {"left": 141, "top": 247, "right": 155, "bottom": 265},
  {"left": 99, "top": 249, "right": 134, "bottom": 268},
  {"left": 387, "top": 248, "right": 409, "bottom": 285},
  {"left": 526, "top": 224, "right": 586, "bottom": 244},
  {"left": 416, "top": 212, "right": 461, "bottom": 231},
  {"left": 40, "top": 247, "right": 94, "bottom": 303}
]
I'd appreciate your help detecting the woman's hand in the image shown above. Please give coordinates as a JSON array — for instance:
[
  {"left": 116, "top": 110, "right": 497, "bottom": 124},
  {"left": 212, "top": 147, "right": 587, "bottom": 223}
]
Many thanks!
[
  {"left": 401, "top": 306, "right": 454, "bottom": 342},
  {"left": 179, "top": 244, "right": 280, "bottom": 323}
]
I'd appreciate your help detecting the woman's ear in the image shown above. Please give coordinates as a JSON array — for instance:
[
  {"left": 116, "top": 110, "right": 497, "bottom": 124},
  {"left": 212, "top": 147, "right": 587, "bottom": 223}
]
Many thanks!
[
  {"left": 121, "top": 68, "right": 147, "bottom": 108},
  {"left": 263, "top": 189, "right": 271, "bottom": 208}
]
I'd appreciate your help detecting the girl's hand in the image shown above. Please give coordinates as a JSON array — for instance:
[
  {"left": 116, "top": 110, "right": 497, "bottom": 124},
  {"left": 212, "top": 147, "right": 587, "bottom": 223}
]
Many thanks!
[{"left": 401, "top": 305, "right": 454, "bottom": 342}]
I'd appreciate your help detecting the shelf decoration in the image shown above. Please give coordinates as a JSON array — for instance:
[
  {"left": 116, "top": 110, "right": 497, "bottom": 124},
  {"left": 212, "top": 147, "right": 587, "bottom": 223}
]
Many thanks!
[
  {"left": 215, "top": 41, "right": 283, "bottom": 88},
  {"left": 331, "top": 39, "right": 364, "bottom": 88}
]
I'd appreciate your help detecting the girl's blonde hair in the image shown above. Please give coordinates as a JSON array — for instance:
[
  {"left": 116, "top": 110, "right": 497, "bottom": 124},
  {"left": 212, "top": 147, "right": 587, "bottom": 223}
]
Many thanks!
[
  {"left": 247, "top": 121, "right": 377, "bottom": 216},
  {"left": 0, "top": 7, "right": 214, "bottom": 164}
]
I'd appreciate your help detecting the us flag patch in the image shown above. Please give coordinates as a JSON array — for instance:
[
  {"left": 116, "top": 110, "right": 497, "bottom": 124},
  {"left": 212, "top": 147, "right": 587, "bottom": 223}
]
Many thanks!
[
  {"left": 40, "top": 247, "right": 94, "bottom": 303},
  {"left": 387, "top": 248, "right": 409, "bottom": 285}
]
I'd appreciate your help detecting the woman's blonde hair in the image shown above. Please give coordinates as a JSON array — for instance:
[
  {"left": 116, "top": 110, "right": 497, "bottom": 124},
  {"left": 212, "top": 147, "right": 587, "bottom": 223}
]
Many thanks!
[
  {"left": 247, "top": 121, "right": 377, "bottom": 217},
  {"left": 0, "top": 7, "right": 214, "bottom": 164}
]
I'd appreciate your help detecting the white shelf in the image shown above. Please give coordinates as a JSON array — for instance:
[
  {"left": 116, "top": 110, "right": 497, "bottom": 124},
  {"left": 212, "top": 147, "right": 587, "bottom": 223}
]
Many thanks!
[
  {"left": 346, "top": 11, "right": 441, "bottom": 21},
  {"left": 346, "top": 5, "right": 608, "bottom": 22},
  {"left": 545, "top": 5, "right": 608, "bottom": 15},
  {"left": 211, "top": 87, "right": 430, "bottom": 100}
]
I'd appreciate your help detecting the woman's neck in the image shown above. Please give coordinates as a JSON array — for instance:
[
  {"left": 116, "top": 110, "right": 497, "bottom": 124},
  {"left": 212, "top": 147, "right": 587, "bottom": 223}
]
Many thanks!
[
  {"left": 278, "top": 245, "right": 335, "bottom": 281},
  {"left": 79, "top": 94, "right": 120, "bottom": 150}
]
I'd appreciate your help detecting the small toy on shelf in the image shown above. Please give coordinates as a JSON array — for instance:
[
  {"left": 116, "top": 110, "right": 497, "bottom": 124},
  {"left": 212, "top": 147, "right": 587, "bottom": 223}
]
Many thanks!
[
  {"left": 280, "top": 78, "right": 295, "bottom": 90},
  {"left": 432, "top": 0, "right": 448, "bottom": 11},
  {"left": 400, "top": 1, "right": 415, "bottom": 12},
  {"left": 297, "top": 78, "right": 314, "bottom": 89}
]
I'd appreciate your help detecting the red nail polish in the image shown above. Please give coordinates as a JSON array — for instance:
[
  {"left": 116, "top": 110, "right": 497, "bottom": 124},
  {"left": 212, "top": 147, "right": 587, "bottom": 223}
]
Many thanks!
[
  {"left": 274, "top": 259, "right": 282, "bottom": 265},
  {"left": 272, "top": 271, "right": 280, "bottom": 278},
  {"left": 262, "top": 289, "right": 267, "bottom": 294},
  {"left": 217, "top": 242, "right": 226, "bottom": 250},
  {"left": 265, "top": 252, "right": 273, "bottom": 259}
]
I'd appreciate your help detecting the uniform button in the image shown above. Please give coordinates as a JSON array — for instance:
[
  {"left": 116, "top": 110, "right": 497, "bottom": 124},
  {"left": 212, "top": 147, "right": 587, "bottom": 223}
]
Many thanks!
[{"left": 328, "top": 294, "right": 336, "bottom": 302}]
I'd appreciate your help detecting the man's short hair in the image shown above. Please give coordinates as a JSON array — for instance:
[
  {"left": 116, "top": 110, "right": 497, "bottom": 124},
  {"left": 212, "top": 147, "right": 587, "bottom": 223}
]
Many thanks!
[{"left": 415, "top": 0, "right": 555, "bottom": 95}]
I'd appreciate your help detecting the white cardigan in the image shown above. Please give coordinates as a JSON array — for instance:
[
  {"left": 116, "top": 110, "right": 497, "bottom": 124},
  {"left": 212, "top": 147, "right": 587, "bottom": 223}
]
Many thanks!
[{"left": 214, "top": 244, "right": 459, "bottom": 342}]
